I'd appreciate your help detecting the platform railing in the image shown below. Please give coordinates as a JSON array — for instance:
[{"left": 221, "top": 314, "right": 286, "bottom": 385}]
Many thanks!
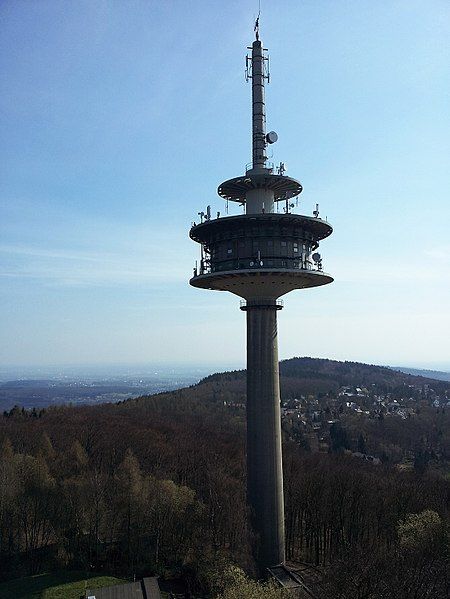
[
  {"left": 190, "top": 203, "right": 316, "bottom": 227},
  {"left": 193, "top": 257, "right": 324, "bottom": 277},
  {"left": 240, "top": 299, "right": 284, "bottom": 310}
]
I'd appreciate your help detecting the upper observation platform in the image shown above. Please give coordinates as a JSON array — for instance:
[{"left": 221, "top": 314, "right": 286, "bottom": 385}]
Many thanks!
[
  {"left": 189, "top": 211, "right": 333, "bottom": 300},
  {"left": 218, "top": 172, "right": 303, "bottom": 203},
  {"left": 190, "top": 212, "right": 332, "bottom": 246}
]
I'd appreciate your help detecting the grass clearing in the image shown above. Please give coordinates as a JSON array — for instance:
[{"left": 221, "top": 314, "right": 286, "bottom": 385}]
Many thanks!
[{"left": 0, "top": 571, "right": 127, "bottom": 599}]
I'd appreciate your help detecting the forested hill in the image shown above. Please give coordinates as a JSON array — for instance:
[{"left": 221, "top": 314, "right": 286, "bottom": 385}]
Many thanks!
[{"left": 196, "top": 357, "right": 450, "bottom": 399}]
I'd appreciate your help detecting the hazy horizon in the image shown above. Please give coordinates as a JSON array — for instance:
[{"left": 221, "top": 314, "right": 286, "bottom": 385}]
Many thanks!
[{"left": 1, "top": 357, "right": 449, "bottom": 383}]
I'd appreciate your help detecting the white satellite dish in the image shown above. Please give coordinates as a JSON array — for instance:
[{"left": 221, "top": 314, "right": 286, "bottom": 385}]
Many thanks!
[
  {"left": 312, "top": 253, "right": 321, "bottom": 263},
  {"left": 266, "top": 131, "right": 278, "bottom": 144}
]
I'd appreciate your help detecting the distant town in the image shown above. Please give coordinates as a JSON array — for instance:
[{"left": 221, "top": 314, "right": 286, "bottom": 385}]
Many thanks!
[
  {"left": 218, "top": 363, "right": 450, "bottom": 465},
  {"left": 280, "top": 381, "right": 449, "bottom": 454},
  {"left": 0, "top": 365, "right": 217, "bottom": 411}
]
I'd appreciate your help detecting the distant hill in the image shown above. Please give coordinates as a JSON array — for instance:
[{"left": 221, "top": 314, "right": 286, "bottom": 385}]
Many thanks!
[
  {"left": 196, "top": 357, "right": 450, "bottom": 401},
  {"left": 391, "top": 366, "right": 450, "bottom": 382}
]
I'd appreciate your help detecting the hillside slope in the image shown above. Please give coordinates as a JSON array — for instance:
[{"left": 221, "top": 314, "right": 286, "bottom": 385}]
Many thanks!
[{"left": 196, "top": 356, "right": 450, "bottom": 401}]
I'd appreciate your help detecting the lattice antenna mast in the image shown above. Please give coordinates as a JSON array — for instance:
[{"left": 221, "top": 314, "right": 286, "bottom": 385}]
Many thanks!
[{"left": 246, "top": 16, "right": 270, "bottom": 171}]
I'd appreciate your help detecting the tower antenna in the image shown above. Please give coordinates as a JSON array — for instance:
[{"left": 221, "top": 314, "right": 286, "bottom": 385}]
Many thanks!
[{"left": 254, "top": 1, "right": 261, "bottom": 41}]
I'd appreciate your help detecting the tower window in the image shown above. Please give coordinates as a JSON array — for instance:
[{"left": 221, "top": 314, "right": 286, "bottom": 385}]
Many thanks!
[{"left": 227, "top": 248, "right": 233, "bottom": 255}]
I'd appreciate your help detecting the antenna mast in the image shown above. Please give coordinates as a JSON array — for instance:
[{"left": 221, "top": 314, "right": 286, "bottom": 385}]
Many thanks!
[{"left": 247, "top": 15, "right": 269, "bottom": 171}]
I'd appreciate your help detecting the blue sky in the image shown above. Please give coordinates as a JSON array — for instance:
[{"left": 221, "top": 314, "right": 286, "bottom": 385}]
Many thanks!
[{"left": 1, "top": 0, "right": 449, "bottom": 370}]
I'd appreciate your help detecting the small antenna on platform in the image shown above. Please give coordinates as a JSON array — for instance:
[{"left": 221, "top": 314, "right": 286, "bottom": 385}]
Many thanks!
[{"left": 312, "top": 252, "right": 323, "bottom": 271}]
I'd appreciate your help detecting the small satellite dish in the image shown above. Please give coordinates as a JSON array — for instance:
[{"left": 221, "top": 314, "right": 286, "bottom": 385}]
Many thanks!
[
  {"left": 266, "top": 131, "right": 278, "bottom": 144},
  {"left": 312, "top": 253, "right": 321, "bottom": 263}
]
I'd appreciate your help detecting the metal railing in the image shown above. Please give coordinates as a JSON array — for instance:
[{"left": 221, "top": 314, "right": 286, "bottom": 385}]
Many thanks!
[
  {"left": 240, "top": 299, "right": 284, "bottom": 310},
  {"left": 193, "top": 257, "right": 324, "bottom": 277}
]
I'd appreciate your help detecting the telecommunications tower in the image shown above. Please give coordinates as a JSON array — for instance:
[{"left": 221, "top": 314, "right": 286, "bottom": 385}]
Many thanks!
[{"left": 189, "top": 21, "right": 333, "bottom": 571}]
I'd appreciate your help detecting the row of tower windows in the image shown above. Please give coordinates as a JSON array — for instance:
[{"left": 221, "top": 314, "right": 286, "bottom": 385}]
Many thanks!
[
  {"left": 210, "top": 239, "right": 312, "bottom": 260},
  {"left": 209, "top": 227, "right": 315, "bottom": 242}
]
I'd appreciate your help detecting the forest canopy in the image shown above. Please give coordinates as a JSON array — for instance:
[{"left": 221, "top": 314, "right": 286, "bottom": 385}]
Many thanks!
[{"left": 0, "top": 358, "right": 448, "bottom": 598}]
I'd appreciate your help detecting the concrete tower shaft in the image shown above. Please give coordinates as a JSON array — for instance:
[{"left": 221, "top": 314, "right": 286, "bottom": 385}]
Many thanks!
[{"left": 245, "top": 299, "right": 285, "bottom": 567}]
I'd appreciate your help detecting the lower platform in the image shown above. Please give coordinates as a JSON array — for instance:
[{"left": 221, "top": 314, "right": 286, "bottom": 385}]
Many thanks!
[{"left": 190, "top": 267, "right": 333, "bottom": 299}]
